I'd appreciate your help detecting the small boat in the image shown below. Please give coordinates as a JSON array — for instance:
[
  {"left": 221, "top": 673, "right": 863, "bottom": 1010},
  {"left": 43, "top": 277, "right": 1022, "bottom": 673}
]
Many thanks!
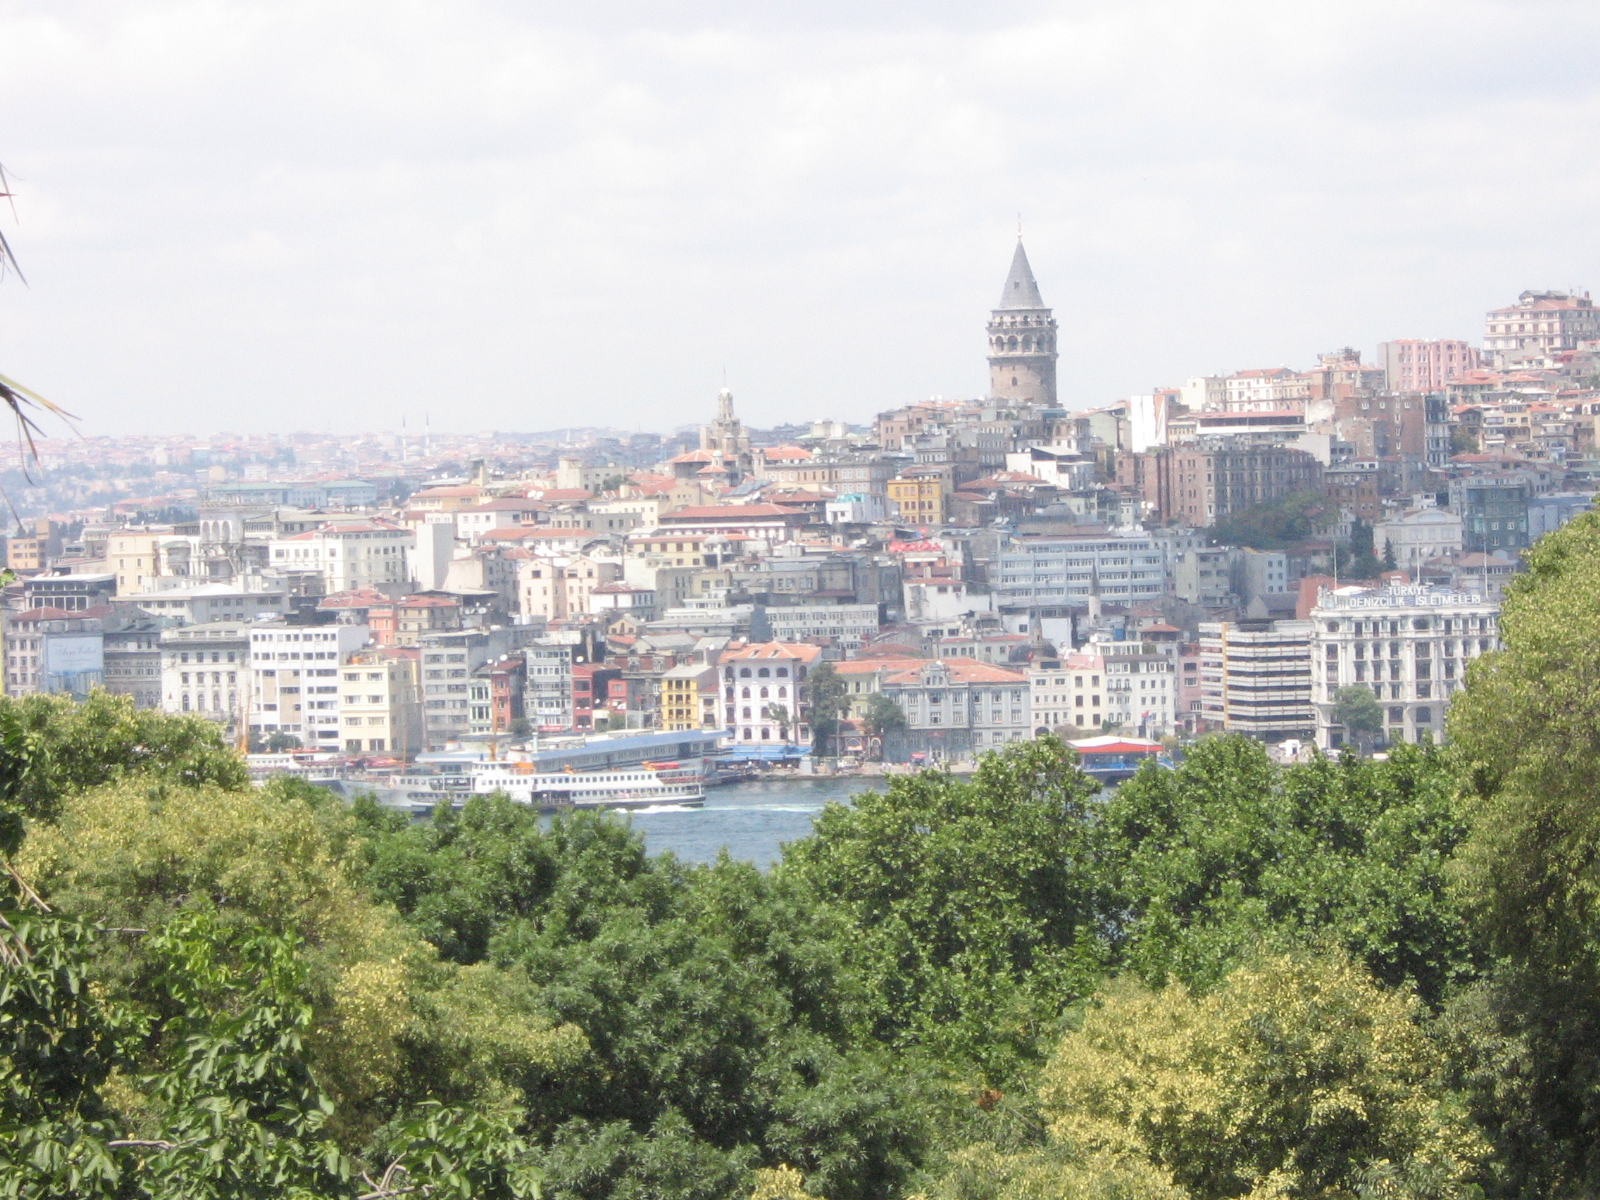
[{"left": 470, "top": 762, "right": 705, "bottom": 812}]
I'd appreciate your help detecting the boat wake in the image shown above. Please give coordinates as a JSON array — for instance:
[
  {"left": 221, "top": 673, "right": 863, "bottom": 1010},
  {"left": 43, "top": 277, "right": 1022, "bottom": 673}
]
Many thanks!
[{"left": 627, "top": 803, "right": 698, "bottom": 815}]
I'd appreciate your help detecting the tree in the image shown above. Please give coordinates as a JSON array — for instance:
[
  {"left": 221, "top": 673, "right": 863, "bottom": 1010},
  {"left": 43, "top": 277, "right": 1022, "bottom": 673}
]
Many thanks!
[
  {"left": 1445, "top": 507, "right": 1600, "bottom": 1193},
  {"left": 1026, "top": 954, "right": 1483, "bottom": 1200},
  {"left": 1333, "top": 685, "right": 1385, "bottom": 750},
  {"left": 1096, "top": 735, "right": 1474, "bottom": 1005},
  {"left": 1207, "top": 491, "right": 1328, "bottom": 551},
  {"left": 780, "top": 738, "right": 1106, "bottom": 1079},
  {"left": 805, "top": 663, "right": 848, "bottom": 756},
  {"left": 858, "top": 694, "right": 905, "bottom": 760},
  {"left": 1343, "top": 519, "right": 1383, "bottom": 580},
  {"left": 764, "top": 703, "right": 794, "bottom": 744},
  {"left": 0, "top": 692, "right": 248, "bottom": 852}
]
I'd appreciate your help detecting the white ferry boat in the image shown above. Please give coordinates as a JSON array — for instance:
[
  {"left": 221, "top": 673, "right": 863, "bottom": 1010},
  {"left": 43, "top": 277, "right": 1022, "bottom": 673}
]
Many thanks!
[{"left": 470, "top": 762, "right": 705, "bottom": 812}]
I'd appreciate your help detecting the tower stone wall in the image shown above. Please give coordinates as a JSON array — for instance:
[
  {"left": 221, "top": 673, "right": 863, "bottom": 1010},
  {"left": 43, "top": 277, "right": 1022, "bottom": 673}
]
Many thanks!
[{"left": 987, "top": 241, "right": 1058, "bottom": 405}]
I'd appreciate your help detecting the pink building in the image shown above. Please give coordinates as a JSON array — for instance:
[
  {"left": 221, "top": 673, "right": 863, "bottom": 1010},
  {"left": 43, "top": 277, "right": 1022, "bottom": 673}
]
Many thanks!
[{"left": 1378, "top": 339, "right": 1480, "bottom": 392}]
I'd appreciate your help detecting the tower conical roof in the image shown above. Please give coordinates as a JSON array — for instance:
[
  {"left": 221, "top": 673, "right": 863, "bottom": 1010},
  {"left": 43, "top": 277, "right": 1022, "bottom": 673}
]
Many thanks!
[{"left": 996, "top": 239, "right": 1046, "bottom": 310}]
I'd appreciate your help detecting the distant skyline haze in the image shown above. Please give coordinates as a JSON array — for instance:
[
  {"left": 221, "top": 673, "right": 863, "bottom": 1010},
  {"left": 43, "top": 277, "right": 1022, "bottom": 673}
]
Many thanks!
[{"left": 0, "top": 0, "right": 1595, "bottom": 435}]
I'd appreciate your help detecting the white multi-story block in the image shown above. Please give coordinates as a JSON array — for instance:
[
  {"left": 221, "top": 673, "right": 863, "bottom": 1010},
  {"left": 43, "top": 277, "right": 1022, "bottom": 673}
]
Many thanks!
[
  {"left": 269, "top": 520, "right": 414, "bottom": 592},
  {"left": 1309, "top": 583, "right": 1499, "bottom": 749},
  {"left": 994, "top": 531, "right": 1172, "bottom": 607},
  {"left": 248, "top": 621, "right": 372, "bottom": 750},
  {"left": 161, "top": 622, "right": 250, "bottom": 734}
]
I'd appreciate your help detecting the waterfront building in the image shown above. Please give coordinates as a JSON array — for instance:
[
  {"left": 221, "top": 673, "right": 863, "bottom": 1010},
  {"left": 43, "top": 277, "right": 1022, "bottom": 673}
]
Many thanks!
[
  {"left": 720, "top": 642, "right": 822, "bottom": 746},
  {"left": 1197, "top": 619, "right": 1315, "bottom": 742},
  {"left": 879, "top": 657, "right": 1031, "bottom": 761},
  {"left": 1027, "top": 652, "right": 1104, "bottom": 733},
  {"left": 1309, "top": 583, "right": 1499, "bottom": 749}
]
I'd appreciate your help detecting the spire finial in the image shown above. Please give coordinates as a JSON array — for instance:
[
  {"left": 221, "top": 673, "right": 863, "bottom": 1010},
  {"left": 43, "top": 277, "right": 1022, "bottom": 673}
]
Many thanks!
[{"left": 1017, "top": 212, "right": 1022, "bottom": 239}]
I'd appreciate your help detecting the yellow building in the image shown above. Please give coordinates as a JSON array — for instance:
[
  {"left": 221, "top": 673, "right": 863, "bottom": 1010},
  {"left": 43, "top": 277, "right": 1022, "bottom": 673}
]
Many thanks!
[
  {"left": 109, "top": 532, "right": 166, "bottom": 594},
  {"left": 339, "top": 649, "right": 424, "bottom": 755},
  {"left": 886, "top": 475, "right": 946, "bottom": 525},
  {"left": 660, "top": 663, "right": 719, "bottom": 731}
]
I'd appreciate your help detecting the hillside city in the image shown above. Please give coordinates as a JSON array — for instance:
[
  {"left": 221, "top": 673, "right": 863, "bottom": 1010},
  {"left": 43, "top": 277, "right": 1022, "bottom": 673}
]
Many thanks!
[{"left": 2, "top": 241, "right": 1587, "bottom": 772}]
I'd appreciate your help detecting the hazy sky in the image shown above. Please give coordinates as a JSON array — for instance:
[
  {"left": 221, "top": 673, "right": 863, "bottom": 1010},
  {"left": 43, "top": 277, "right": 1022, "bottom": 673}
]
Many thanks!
[{"left": 0, "top": 0, "right": 1597, "bottom": 436}]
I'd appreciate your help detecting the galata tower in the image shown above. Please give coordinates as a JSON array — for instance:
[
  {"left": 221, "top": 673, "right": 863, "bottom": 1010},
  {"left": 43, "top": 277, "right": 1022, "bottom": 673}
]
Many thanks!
[{"left": 987, "top": 239, "right": 1058, "bottom": 405}]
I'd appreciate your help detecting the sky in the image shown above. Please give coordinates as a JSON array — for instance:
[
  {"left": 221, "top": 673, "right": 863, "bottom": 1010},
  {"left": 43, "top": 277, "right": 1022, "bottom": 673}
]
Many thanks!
[{"left": 0, "top": 0, "right": 1598, "bottom": 437}]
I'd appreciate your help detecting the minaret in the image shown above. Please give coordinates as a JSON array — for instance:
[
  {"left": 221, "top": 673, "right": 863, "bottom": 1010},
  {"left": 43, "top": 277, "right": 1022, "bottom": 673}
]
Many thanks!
[{"left": 987, "top": 240, "right": 1058, "bottom": 405}]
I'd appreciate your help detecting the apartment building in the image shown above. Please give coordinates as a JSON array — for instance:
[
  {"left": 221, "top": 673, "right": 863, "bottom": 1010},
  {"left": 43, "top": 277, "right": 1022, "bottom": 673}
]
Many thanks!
[
  {"left": 518, "top": 555, "right": 623, "bottom": 622},
  {"left": 339, "top": 647, "right": 423, "bottom": 754},
  {"left": 1155, "top": 441, "right": 1323, "bottom": 527},
  {"left": 660, "top": 662, "right": 721, "bottom": 731},
  {"left": 268, "top": 519, "right": 414, "bottom": 591},
  {"left": 526, "top": 642, "right": 575, "bottom": 732},
  {"left": 1197, "top": 619, "right": 1315, "bottom": 742},
  {"left": 1377, "top": 339, "right": 1478, "bottom": 391},
  {"left": 248, "top": 621, "right": 371, "bottom": 749},
  {"left": 419, "top": 628, "right": 515, "bottom": 748},
  {"left": 1310, "top": 583, "right": 1499, "bottom": 748},
  {"left": 720, "top": 641, "right": 822, "bottom": 746},
  {"left": 1447, "top": 474, "right": 1534, "bottom": 554},
  {"left": 1028, "top": 652, "right": 1105, "bottom": 733},
  {"left": 887, "top": 475, "right": 948, "bottom": 525},
  {"left": 1484, "top": 290, "right": 1600, "bottom": 357},
  {"left": 103, "top": 618, "right": 164, "bottom": 709}
]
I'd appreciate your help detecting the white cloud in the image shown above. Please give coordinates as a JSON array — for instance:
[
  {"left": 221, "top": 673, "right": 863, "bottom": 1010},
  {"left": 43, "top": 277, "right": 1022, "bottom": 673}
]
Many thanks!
[{"left": 0, "top": 0, "right": 1598, "bottom": 434}]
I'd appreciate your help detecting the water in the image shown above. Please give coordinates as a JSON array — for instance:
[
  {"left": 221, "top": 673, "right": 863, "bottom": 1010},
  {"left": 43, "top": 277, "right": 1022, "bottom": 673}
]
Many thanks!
[{"left": 629, "top": 775, "right": 889, "bottom": 867}]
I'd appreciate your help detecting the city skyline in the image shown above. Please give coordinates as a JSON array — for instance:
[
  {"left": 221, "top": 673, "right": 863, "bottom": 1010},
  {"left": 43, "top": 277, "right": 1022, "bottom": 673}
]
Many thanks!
[{"left": 2, "top": 1, "right": 1599, "bottom": 435}]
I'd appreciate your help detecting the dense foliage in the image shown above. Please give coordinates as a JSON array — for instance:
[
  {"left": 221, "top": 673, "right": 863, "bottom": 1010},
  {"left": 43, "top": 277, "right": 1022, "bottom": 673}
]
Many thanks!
[
  {"left": 1205, "top": 491, "right": 1327, "bottom": 551},
  {"left": 10, "top": 498, "right": 1600, "bottom": 1200}
]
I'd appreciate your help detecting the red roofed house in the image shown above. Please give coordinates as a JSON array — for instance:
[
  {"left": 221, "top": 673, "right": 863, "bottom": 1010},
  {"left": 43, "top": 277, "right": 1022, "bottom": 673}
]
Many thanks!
[
  {"left": 878, "top": 657, "right": 1032, "bottom": 763},
  {"left": 658, "top": 504, "right": 812, "bottom": 541},
  {"left": 718, "top": 641, "right": 824, "bottom": 746}
]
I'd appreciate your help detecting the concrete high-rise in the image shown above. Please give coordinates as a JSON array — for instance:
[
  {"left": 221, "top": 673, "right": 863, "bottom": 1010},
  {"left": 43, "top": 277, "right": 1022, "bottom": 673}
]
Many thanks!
[{"left": 987, "top": 240, "right": 1058, "bottom": 405}]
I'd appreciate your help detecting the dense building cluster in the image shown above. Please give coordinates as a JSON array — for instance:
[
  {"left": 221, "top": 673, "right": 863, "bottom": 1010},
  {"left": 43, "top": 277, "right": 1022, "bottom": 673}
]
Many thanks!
[{"left": 2, "top": 245, "right": 1591, "bottom": 762}]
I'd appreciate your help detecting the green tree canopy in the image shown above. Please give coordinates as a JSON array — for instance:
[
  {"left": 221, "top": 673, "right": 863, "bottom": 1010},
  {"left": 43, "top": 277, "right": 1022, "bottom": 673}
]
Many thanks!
[
  {"left": 1097, "top": 737, "right": 1473, "bottom": 1004},
  {"left": 780, "top": 738, "right": 1105, "bottom": 1078}
]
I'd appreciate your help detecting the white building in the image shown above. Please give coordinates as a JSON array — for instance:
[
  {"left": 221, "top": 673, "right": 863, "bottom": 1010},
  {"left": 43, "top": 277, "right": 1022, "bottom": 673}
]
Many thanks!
[
  {"left": 1028, "top": 651, "right": 1106, "bottom": 733},
  {"left": 248, "top": 621, "right": 372, "bottom": 750},
  {"left": 161, "top": 622, "right": 250, "bottom": 733},
  {"left": 720, "top": 642, "right": 823, "bottom": 746},
  {"left": 880, "top": 658, "right": 1032, "bottom": 760},
  {"left": 994, "top": 530, "right": 1176, "bottom": 607},
  {"left": 117, "top": 581, "right": 290, "bottom": 626},
  {"left": 269, "top": 520, "right": 414, "bottom": 593},
  {"left": 1309, "top": 583, "right": 1499, "bottom": 749},
  {"left": 1374, "top": 509, "right": 1464, "bottom": 573},
  {"left": 761, "top": 604, "right": 881, "bottom": 651}
]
